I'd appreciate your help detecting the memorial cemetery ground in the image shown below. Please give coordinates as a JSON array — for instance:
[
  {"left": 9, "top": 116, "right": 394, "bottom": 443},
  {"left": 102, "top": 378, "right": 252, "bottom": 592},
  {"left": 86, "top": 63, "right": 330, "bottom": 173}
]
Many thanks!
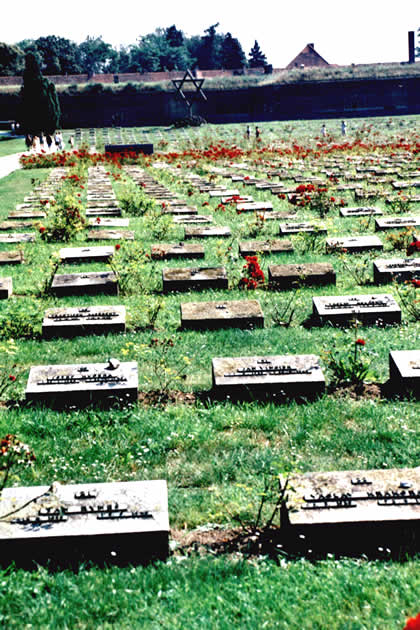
[{"left": 0, "top": 115, "right": 419, "bottom": 628}]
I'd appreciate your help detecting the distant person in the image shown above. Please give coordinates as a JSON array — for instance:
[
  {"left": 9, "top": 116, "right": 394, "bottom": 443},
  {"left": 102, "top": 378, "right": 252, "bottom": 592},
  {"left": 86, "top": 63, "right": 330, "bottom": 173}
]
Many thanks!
[
  {"left": 46, "top": 134, "right": 53, "bottom": 151},
  {"left": 25, "top": 134, "right": 32, "bottom": 151},
  {"left": 341, "top": 120, "right": 347, "bottom": 136},
  {"left": 11, "top": 122, "right": 15, "bottom": 134},
  {"left": 246, "top": 125, "right": 250, "bottom": 140},
  {"left": 69, "top": 135, "right": 75, "bottom": 149},
  {"left": 321, "top": 124, "right": 327, "bottom": 137},
  {"left": 32, "top": 135, "right": 40, "bottom": 152},
  {"left": 255, "top": 126, "right": 261, "bottom": 139}
]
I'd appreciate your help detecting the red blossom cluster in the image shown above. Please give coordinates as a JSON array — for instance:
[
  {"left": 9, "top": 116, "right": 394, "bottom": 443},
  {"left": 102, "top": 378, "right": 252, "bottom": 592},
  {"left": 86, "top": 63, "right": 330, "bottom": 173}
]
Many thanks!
[
  {"left": 404, "top": 613, "right": 420, "bottom": 630},
  {"left": 0, "top": 434, "right": 35, "bottom": 467},
  {"left": 407, "top": 240, "right": 420, "bottom": 256},
  {"left": 239, "top": 255, "right": 265, "bottom": 290}
]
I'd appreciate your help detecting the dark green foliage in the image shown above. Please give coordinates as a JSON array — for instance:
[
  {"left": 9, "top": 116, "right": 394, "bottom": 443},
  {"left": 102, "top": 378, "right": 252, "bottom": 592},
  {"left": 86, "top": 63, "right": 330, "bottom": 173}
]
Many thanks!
[
  {"left": 19, "top": 52, "right": 61, "bottom": 134},
  {"left": 18, "top": 36, "right": 82, "bottom": 75},
  {"left": 197, "top": 23, "right": 223, "bottom": 69},
  {"left": 221, "top": 33, "right": 246, "bottom": 69},
  {"left": 248, "top": 40, "right": 267, "bottom": 68},
  {"left": 0, "top": 42, "right": 24, "bottom": 76}
]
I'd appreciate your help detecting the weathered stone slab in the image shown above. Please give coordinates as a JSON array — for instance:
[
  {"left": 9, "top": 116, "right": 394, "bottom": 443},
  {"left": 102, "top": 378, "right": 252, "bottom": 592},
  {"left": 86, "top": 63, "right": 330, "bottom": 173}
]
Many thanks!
[
  {"left": 162, "top": 266, "right": 228, "bottom": 292},
  {"left": 220, "top": 195, "right": 253, "bottom": 204},
  {"left": 209, "top": 189, "right": 240, "bottom": 198},
  {"left": 373, "top": 258, "right": 420, "bottom": 283},
  {"left": 51, "top": 272, "right": 118, "bottom": 297},
  {"left": 375, "top": 217, "right": 420, "bottom": 231},
  {"left": 279, "top": 222, "right": 327, "bottom": 235},
  {"left": 0, "top": 251, "right": 23, "bottom": 265},
  {"left": 0, "top": 233, "right": 34, "bottom": 243},
  {"left": 0, "top": 221, "right": 36, "bottom": 230},
  {"left": 312, "top": 293, "right": 401, "bottom": 325},
  {"left": 236, "top": 201, "right": 273, "bottom": 212},
  {"left": 285, "top": 467, "right": 420, "bottom": 553},
  {"left": 151, "top": 242, "right": 205, "bottom": 260},
  {"left": 239, "top": 239, "right": 294, "bottom": 256},
  {"left": 88, "top": 218, "right": 130, "bottom": 228},
  {"left": 260, "top": 211, "right": 297, "bottom": 221},
  {"left": 59, "top": 246, "right": 114, "bottom": 263},
  {"left": 0, "top": 479, "right": 168, "bottom": 566},
  {"left": 87, "top": 230, "right": 135, "bottom": 241},
  {"left": 326, "top": 236, "right": 383, "bottom": 253},
  {"left": 173, "top": 215, "right": 213, "bottom": 224},
  {"left": 340, "top": 207, "right": 383, "bottom": 217},
  {"left": 26, "top": 360, "right": 137, "bottom": 406},
  {"left": 181, "top": 299, "right": 264, "bottom": 330},
  {"left": 0, "top": 276, "right": 12, "bottom": 299},
  {"left": 8, "top": 211, "right": 46, "bottom": 220},
  {"left": 212, "top": 354, "right": 325, "bottom": 398},
  {"left": 184, "top": 226, "right": 231, "bottom": 239},
  {"left": 389, "top": 350, "right": 420, "bottom": 395},
  {"left": 268, "top": 263, "right": 336, "bottom": 289},
  {"left": 42, "top": 305, "right": 126, "bottom": 338},
  {"left": 86, "top": 207, "right": 122, "bottom": 217},
  {"left": 163, "top": 206, "right": 198, "bottom": 215}
]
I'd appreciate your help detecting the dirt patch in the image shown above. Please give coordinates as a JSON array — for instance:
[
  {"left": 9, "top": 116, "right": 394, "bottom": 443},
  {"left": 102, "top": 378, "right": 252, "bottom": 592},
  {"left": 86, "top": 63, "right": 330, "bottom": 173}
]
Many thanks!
[
  {"left": 171, "top": 526, "right": 283, "bottom": 558},
  {"left": 328, "top": 382, "right": 382, "bottom": 400},
  {"left": 138, "top": 390, "right": 196, "bottom": 407}
]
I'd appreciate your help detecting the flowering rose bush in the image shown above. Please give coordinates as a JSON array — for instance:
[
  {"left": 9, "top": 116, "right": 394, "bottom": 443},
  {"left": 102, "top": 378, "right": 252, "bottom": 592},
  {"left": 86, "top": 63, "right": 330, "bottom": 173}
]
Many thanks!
[
  {"left": 239, "top": 256, "right": 265, "bottom": 290},
  {"left": 323, "top": 332, "right": 372, "bottom": 389},
  {"left": 0, "top": 434, "right": 35, "bottom": 493},
  {"left": 403, "top": 613, "right": 420, "bottom": 630}
]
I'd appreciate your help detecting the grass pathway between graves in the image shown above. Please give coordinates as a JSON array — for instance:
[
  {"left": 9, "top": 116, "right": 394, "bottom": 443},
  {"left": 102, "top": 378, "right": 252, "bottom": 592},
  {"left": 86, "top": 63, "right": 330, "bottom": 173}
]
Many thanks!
[{"left": 0, "top": 116, "right": 419, "bottom": 629}]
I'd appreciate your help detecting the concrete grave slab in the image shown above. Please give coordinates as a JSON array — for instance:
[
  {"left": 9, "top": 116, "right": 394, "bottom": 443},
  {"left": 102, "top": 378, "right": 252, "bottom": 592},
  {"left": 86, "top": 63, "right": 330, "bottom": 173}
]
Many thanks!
[
  {"left": 268, "top": 263, "right": 336, "bottom": 289},
  {"left": 212, "top": 354, "right": 325, "bottom": 398},
  {"left": 151, "top": 243, "right": 205, "bottom": 260},
  {"left": 326, "top": 236, "right": 383, "bottom": 253},
  {"left": 312, "top": 293, "right": 401, "bottom": 325},
  {"left": 0, "top": 233, "right": 35, "bottom": 243},
  {"left": 373, "top": 258, "right": 420, "bottom": 284},
  {"left": 59, "top": 246, "right": 114, "bottom": 263},
  {"left": 87, "top": 230, "right": 135, "bottom": 241},
  {"left": 279, "top": 222, "right": 327, "bottom": 235},
  {"left": 0, "top": 276, "right": 12, "bottom": 299},
  {"left": 0, "top": 251, "right": 23, "bottom": 265},
  {"left": 162, "top": 266, "right": 228, "bottom": 292},
  {"left": 375, "top": 217, "right": 420, "bottom": 231},
  {"left": 239, "top": 239, "right": 294, "bottom": 256},
  {"left": 26, "top": 360, "right": 137, "bottom": 406},
  {"left": 42, "top": 305, "right": 126, "bottom": 338},
  {"left": 51, "top": 271, "right": 118, "bottom": 297},
  {"left": 181, "top": 299, "right": 264, "bottom": 330},
  {"left": 340, "top": 207, "right": 383, "bottom": 217},
  {"left": 389, "top": 350, "right": 420, "bottom": 395},
  {"left": 184, "top": 227, "right": 231, "bottom": 239},
  {"left": 0, "top": 479, "right": 168, "bottom": 566}
]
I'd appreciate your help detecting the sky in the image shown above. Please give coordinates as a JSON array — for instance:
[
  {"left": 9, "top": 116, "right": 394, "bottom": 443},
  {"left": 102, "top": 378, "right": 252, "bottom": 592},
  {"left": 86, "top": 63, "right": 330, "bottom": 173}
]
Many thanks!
[{"left": 1, "top": 0, "right": 418, "bottom": 68}]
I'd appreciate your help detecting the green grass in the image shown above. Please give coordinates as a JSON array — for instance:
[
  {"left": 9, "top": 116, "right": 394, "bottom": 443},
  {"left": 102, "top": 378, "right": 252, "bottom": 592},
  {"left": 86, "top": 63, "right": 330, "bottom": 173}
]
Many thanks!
[{"left": 0, "top": 115, "right": 419, "bottom": 628}]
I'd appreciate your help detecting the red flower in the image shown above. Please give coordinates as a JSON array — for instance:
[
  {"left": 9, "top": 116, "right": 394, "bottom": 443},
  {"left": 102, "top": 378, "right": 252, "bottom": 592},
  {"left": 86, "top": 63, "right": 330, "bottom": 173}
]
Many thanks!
[
  {"left": 96, "top": 217, "right": 101, "bottom": 224},
  {"left": 407, "top": 240, "right": 420, "bottom": 256},
  {"left": 8, "top": 374, "right": 16, "bottom": 381},
  {"left": 355, "top": 339, "right": 366, "bottom": 346},
  {"left": 411, "top": 279, "right": 420, "bottom": 288},
  {"left": 115, "top": 244, "right": 121, "bottom": 250},
  {"left": 404, "top": 613, "right": 420, "bottom": 630},
  {"left": 39, "top": 226, "right": 46, "bottom": 233}
]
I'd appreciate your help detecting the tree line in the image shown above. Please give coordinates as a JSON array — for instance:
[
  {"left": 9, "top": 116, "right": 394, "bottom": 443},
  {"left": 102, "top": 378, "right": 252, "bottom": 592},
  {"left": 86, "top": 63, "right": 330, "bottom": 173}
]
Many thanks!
[{"left": 0, "top": 25, "right": 269, "bottom": 76}]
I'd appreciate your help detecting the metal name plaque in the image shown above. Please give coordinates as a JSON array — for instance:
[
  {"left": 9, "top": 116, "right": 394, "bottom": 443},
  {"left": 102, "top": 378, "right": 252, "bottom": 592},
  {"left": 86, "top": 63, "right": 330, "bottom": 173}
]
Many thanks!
[{"left": 0, "top": 480, "right": 168, "bottom": 565}]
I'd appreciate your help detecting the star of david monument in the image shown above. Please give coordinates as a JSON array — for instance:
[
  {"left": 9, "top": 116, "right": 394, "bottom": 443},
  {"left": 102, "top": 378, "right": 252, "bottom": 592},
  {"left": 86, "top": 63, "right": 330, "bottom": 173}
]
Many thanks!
[{"left": 172, "top": 69, "right": 207, "bottom": 119}]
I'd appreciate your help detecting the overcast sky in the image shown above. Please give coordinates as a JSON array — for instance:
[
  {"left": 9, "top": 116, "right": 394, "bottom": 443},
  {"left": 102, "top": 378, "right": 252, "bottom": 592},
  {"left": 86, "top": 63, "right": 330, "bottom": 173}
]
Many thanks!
[{"left": 1, "top": 0, "right": 418, "bottom": 68}]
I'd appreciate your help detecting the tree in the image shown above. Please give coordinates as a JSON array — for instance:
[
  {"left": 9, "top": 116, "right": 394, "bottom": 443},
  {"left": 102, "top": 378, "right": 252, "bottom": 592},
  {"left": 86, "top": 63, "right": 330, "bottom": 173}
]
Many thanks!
[
  {"left": 79, "top": 36, "right": 117, "bottom": 75},
  {"left": 196, "top": 23, "right": 223, "bottom": 69},
  {"left": 0, "top": 42, "right": 24, "bottom": 76},
  {"left": 220, "top": 33, "right": 246, "bottom": 69},
  {"left": 130, "top": 28, "right": 193, "bottom": 72},
  {"left": 19, "top": 52, "right": 60, "bottom": 135},
  {"left": 165, "top": 25, "right": 184, "bottom": 48},
  {"left": 248, "top": 41, "right": 267, "bottom": 68},
  {"left": 19, "top": 36, "right": 82, "bottom": 74}
]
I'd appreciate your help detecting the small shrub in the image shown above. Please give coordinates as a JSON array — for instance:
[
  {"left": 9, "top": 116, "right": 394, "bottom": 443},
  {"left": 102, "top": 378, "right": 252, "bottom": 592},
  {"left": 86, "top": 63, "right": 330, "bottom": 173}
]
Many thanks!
[
  {"left": 0, "top": 298, "right": 43, "bottom": 339},
  {"left": 323, "top": 332, "right": 372, "bottom": 389}
]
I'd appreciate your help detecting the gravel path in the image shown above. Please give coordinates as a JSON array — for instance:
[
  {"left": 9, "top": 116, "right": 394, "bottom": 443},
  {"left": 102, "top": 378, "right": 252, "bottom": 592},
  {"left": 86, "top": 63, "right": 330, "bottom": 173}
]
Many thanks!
[{"left": 0, "top": 152, "right": 24, "bottom": 180}]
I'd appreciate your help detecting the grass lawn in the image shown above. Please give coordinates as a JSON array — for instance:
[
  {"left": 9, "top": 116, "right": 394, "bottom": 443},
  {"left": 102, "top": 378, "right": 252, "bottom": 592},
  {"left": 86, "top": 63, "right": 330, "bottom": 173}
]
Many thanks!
[{"left": 0, "top": 115, "right": 419, "bottom": 629}]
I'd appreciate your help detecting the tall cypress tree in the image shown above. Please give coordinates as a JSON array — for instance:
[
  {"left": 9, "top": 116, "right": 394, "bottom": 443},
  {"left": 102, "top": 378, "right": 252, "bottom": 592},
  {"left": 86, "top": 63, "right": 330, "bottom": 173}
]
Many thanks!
[
  {"left": 20, "top": 52, "right": 61, "bottom": 135},
  {"left": 248, "top": 41, "right": 267, "bottom": 68}
]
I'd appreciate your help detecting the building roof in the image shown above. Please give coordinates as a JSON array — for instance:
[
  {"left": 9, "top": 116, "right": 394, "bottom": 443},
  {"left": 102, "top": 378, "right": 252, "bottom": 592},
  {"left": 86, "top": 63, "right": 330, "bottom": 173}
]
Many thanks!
[{"left": 286, "top": 43, "right": 329, "bottom": 69}]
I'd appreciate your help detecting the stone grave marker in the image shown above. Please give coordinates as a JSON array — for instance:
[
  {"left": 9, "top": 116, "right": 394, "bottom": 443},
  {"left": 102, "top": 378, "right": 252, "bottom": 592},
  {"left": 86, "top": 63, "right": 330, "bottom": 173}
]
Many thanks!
[
  {"left": 162, "top": 266, "right": 228, "bottom": 292},
  {"left": 181, "top": 299, "right": 264, "bottom": 330},
  {"left": 220, "top": 195, "right": 254, "bottom": 204},
  {"left": 312, "top": 293, "right": 401, "bottom": 325},
  {"left": 42, "top": 305, "right": 126, "bottom": 339},
  {"left": 236, "top": 201, "right": 273, "bottom": 212},
  {"left": 8, "top": 211, "right": 46, "bottom": 220},
  {"left": 279, "top": 222, "right": 327, "bottom": 235},
  {"left": 87, "top": 230, "right": 135, "bottom": 241},
  {"left": 389, "top": 350, "right": 420, "bottom": 395},
  {"left": 326, "top": 236, "right": 383, "bottom": 253},
  {"left": 173, "top": 215, "right": 213, "bottom": 225},
  {"left": 0, "top": 221, "right": 36, "bottom": 230},
  {"left": 209, "top": 189, "right": 240, "bottom": 198},
  {"left": 268, "top": 263, "right": 336, "bottom": 289},
  {"left": 375, "top": 217, "right": 420, "bottom": 231},
  {"left": 0, "top": 233, "right": 34, "bottom": 244},
  {"left": 284, "top": 467, "right": 420, "bottom": 554},
  {"left": 26, "top": 359, "right": 138, "bottom": 405},
  {"left": 184, "top": 226, "right": 231, "bottom": 239},
  {"left": 86, "top": 207, "right": 122, "bottom": 217},
  {"left": 0, "top": 479, "right": 168, "bottom": 566},
  {"left": 59, "top": 246, "right": 114, "bottom": 264},
  {"left": 373, "top": 258, "right": 420, "bottom": 284},
  {"left": 212, "top": 354, "right": 325, "bottom": 398},
  {"left": 51, "top": 271, "right": 118, "bottom": 297},
  {"left": 239, "top": 239, "right": 294, "bottom": 256},
  {"left": 0, "top": 277, "right": 12, "bottom": 299},
  {"left": 88, "top": 218, "right": 130, "bottom": 228},
  {"left": 151, "top": 243, "right": 205, "bottom": 260},
  {"left": 340, "top": 207, "right": 383, "bottom": 217},
  {"left": 0, "top": 251, "right": 23, "bottom": 265}
]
